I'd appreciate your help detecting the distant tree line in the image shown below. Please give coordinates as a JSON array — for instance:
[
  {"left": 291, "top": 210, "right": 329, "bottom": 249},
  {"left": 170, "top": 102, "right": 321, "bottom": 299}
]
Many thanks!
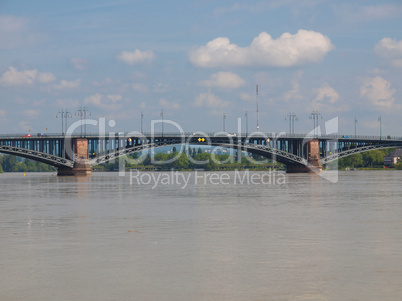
[
  {"left": 95, "top": 147, "right": 276, "bottom": 171},
  {"left": 334, "top": 148, "right": 398, "bottom": 169},
  {"left": 0, "top": 155, "right": 55, "bottom": 173}
]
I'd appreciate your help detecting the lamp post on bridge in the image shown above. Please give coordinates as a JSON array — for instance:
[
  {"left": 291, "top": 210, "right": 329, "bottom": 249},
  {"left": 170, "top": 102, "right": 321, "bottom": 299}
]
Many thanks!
[
  {"left": 286, "top": 112, "right": 298, "bottom": 135},
  {"left": 56, "top": 109, "right": 72, "bottom": 135},
  {"left": 244, "top": 111, "right": 248, "bottom": 136},
  {"left": 309, "top": 110, "right": 322, "bottom": 137},
  {"left": 378, "top": 116, "right": 382, "bottom": 140},
  {"left": 76, "top": 107, "right": 91, "bottom": 137},
  {"left": 160, "top": 110, "right": 164, "bottom": 137},
  {"left": 355, "top": 117, "right": 358, "bottom": 137},
  {"left": 141, "top": 112, "right": 144, "bottom": 134}
]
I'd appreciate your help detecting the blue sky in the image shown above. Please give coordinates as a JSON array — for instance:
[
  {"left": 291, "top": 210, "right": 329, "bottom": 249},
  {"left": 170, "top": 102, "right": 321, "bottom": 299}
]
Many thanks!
[{"left": 1, "top": 0, "right": 402, "bottom": 136}]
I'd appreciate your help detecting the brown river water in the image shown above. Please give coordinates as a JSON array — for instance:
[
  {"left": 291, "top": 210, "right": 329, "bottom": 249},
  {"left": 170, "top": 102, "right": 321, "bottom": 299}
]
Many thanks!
[{"left": 1, "top": 170, "right": 401, "bottom": 300}]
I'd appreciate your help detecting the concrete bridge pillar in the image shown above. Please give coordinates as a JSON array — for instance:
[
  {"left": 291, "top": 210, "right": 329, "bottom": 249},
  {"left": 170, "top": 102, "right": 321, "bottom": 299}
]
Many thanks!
[
  {"left": 286, "top": 139, "right": 322, "bottom": 173},
  {"left": 57, "top": 138, "right": 92, "bottom": 176}
]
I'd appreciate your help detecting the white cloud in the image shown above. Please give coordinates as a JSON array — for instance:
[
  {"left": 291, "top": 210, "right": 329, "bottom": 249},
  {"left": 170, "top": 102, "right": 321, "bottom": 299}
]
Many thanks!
[
  {"left": 117, "top": 49, "right": 155, "bottom": 65},
  {"left": 0, "top": 15, "right": 26, "bottom": 33},
  {"left": 132, "top": 83, "right": 149, "bottom": 93},
  {"left": 310, "top": 82, "right": 345, "bottom": 112},
  {"left": 84, "top": 93, "right": 122, "bottom": 110},
  {"left": 0, "top": 67, "right": 37, "bottom": 86},
  {"left": 195, "top": 92, "right": 229, "bottom": 108},
  {"left": 37, "top": 72, "right": 56, "bottom": 83},
  {"left": 107, "top": 94, "right": 122, "bottom": 103},
  {"left": 53, "top": 79, "right": 81, "bottom": 90},
  {"left": 23, "top": 109, "right": 40, "bottom": 118},
  {"left": 360, "top": 76, "right": 395, "bottom": 110},
  {"left": 240, "top": 92, "right": 252, "bottom": 102},
  {"left": 313, "top": 82, "right": 339, "bottom": 104},
  {"left": 153, "top": 83, "right": 170, "bottom": 93},
  {"left": 55, "top": 98, "right": 79, "bottom": 107},
  {"left": 33, "top": 98, "right": 46, "bottom": 106},
  {"left": 0, "top": 67, "right": 56, "bottom": 86},
  {"left": 282, "top": 70, "right": 304, "bottom": 102},
  {"left": 190, "top": 30, "right": 333, "bottom": 68},
  {"left": 374, "top": 37, "right": 402, "bottom": 68},
  {"left": 91, "top": 78, "right": 118, "bottom": 87},
  {"left": 70, "top": 57, "right": 88, "bottom": 70},
  {"left": 0, "top": 15, "right": 37, "bottom": 49},
  {"left": 200, "top": 72, "right": 245, "bottom": 89},
  {"left": 159, "top": 98, "right": 180, "bottom": 110}
]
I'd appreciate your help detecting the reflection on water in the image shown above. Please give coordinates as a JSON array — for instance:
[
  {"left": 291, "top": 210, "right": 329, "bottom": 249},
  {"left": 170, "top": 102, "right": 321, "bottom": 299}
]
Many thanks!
[{"left": 1, "top": 171, "right": 402, "bottom": 301}]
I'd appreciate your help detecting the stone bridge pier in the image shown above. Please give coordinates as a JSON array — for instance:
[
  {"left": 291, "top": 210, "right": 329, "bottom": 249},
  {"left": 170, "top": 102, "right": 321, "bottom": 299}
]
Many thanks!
[
  {"left": 57, "top": 138, "right": 92, "bottom": 176},
  {"left": 286, "top": 139, "right": 322, "bottom": 173}
]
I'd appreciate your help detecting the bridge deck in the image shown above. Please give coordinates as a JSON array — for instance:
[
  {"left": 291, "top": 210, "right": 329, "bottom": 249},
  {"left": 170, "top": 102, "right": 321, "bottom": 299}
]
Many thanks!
[{"left": 1, "top": 133, "right": 402, "bottom": 171}]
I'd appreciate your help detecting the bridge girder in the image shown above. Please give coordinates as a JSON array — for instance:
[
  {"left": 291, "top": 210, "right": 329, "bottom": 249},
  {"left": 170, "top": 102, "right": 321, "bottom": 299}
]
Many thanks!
[
  {"left": 321, "top": 142, "right": 402, "bottom": 165},
  {"left": 0, "top": 145, "right": 74, "bottom": 168}
]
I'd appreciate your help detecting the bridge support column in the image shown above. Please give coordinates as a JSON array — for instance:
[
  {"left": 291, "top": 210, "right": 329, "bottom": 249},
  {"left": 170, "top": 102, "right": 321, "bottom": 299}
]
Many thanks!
[
  {"left": 58, "top": 138, "right": 91, "bottom": 176},
  {"left": 286, "top": 139, "right": 322, "bottom": 173}
]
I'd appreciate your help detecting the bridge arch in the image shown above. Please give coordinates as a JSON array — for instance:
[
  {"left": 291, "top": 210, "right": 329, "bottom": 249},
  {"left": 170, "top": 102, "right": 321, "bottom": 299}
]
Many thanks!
[
  {"left": 89, "top": 140, "right": 308, "bottom": 167},
  {"left": 321, "top": 142, "right": 402, "bottom": 165},
  {"left": 0, "top": 145, "right": 74, "bottom": 168}
]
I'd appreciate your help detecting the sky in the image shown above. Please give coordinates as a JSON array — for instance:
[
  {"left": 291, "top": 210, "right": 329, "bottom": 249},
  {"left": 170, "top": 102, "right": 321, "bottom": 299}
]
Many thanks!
[{"left": 1, "top": 0, "right": 402, "bottom": 136}]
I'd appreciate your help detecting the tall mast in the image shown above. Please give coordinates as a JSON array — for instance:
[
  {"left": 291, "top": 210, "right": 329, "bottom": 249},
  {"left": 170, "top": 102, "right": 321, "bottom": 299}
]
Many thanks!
[{"left": 256, "top": 84, "right": 259, "bottom": 131}]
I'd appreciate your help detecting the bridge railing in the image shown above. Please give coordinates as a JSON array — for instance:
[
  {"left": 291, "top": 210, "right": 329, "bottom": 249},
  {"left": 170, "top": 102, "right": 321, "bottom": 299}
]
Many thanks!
[{"left": 1, "top": 132, "right": 402, "bottom": 141}]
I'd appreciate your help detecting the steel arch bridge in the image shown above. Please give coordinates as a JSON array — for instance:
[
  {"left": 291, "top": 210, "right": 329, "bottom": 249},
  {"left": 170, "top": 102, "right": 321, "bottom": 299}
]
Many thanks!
[
  {"left": 1, "top": 133, "right": 402, "bottom": 174},
  {"left": 89, "top": 139, "right": 308, "bottom": 167}
]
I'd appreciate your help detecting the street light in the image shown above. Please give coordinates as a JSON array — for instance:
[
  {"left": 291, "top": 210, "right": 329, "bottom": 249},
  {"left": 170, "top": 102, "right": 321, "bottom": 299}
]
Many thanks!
[
  {"left": 309, "top": 110, "right": 322, "bottom": 137},
  {"left": 223, "top": 113, "right": 226, "bottom": 132},
  {"left": 76, "top": 106, "right": 91, "bottom": 137},
  {"left": 160, "top": 110, "right": 164, "bottom": 137},
  {"left": 56, "top": 109, "right": 72, "bottom": 135},
  {"left": 244, "top": 111, "right": 248, "bottom": 136},
  {"left": 286, "top": 112, "right": 298, "bottom": 135},
  {"left": 141, "top": 112, "right": 144, "bottom": 134},
  {"left": 378, "top": 116, "right": 382, "bottom": 140},
  {"left": 355, "top": 117, "right": 358, "bottom": 137}
]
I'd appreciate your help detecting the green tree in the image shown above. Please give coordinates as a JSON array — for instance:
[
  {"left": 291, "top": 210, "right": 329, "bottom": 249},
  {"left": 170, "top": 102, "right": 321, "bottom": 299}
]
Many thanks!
[
  {"left": 3, "top": 155, "right": 17, "bottom": 172},
  {"left": 154, "top": 153, "right": 169, "bottom": 163},
  {"left": 218, "top": 154, "right": 231, "bottom": 163},
  {"left": 395, "top": 161, "right": 402, "bottom": 170},
  {"left": 131, "top": 152, "right": 139, "bottom": 159},
  {"left": 362, "top": 150, "right": 384, "bottom": 167},
  {"left": 339, "top": 153, "right": 363, "bottom": 168},
  {"left": 173, "top": 153, "right": 189, "bottom": 170},
  {"left": 206, "top": 154, "right": 217, "bottom": 170},
  {"left": 142, "top": 154, "right": 151, "bottom": 166},
  {"left": 192, "top": 153, "right": 217, "bottom": 170}
]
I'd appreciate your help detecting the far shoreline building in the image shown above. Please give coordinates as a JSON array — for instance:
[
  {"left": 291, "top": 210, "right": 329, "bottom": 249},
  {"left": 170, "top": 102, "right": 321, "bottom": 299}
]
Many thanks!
[{"left": 384, "top": 149, "right": 402, "bottom": 166}]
